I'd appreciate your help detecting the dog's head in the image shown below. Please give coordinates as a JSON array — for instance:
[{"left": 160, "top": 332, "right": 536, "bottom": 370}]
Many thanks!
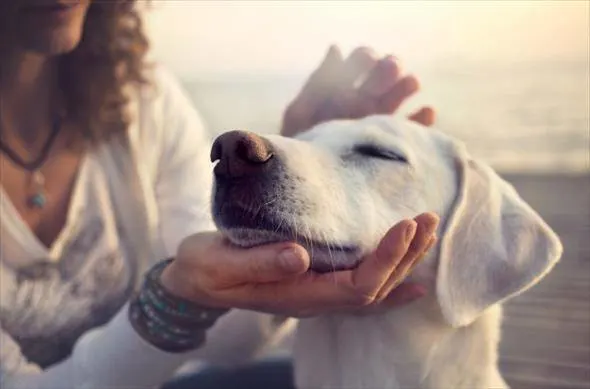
[{"left": 211, "top": 115, "right": 562, "bottom": 326}]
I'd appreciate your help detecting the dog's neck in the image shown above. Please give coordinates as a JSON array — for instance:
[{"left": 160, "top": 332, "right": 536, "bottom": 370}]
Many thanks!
[
  {"left": 292, "top": 296, "right": 507, "bottom": 389},
  {"left": 293, "top": 297, "right": 438, "bottom": 388}
]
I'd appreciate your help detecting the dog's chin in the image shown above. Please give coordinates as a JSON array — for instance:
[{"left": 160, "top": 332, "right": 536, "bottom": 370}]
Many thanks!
[{"left": 221, "top": 228, "right": 362, "bottom": 273}]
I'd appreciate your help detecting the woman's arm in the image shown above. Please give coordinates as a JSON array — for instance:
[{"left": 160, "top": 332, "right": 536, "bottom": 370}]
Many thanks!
[
  {"left": 0, "top": 306, "right": 197, "bottom": 388},
  {"left": 149, "top": 67, "right": 289, "bottom": 366}
]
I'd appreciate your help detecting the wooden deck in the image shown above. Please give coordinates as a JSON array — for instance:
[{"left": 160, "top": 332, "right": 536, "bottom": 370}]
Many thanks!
[{"left": 499, "top": 173, "right": 590, "bottom": 389}]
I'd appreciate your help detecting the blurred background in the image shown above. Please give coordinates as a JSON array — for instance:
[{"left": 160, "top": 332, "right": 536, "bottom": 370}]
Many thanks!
[
  {"left": 144, "top": 2, "right": 589, "bottom": 388},
  {"left": 145, "top": 0, "right": 589, "bottom": 174}
]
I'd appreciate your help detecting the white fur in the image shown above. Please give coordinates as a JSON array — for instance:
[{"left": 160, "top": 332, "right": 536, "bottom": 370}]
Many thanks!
[{"left": 212, "top": 115, "right": 563, "bottom": 389}]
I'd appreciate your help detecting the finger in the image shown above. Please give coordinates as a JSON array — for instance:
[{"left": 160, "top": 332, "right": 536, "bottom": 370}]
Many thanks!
[
  {"left": 312, "top": 90, "right": 355, "bottom": 123},
  {"left": 184, "top": 233, "right": 311, "bottom": 287},
  {"left": 222, "top": 270, "right": 367, "bottom": 316},
  {"left": 348, "top": 95, "right": 378, "bottom": 120},
  {"left": 230, "top": 242, "right": 422, "bottom": 316},
  {"left": 407, "top": 235, "right": 437, "bottom": 275},
  {"left": 377, "top": 75, "right": 420, "bottom": 114},
  {"left": 282, "top": 45, "right": 344, "bottom": 136},
  {"left": 213, "top": 216, "right": 437, "bottom": 315},
  {"left": 340, "top": 47, "right": 379, "bottom": 90},
  {"left": 358, "top": 55, "right": 401, "bottom": 98},
  {"left": 398, "top": 212, "right": 439, "bottom": 266},
  {"left": 316, "top": 90, "right": 376, "bottom": 122},
  {"left": 413, "top": 212, "right": 440, "bottom": 236},
  {"left": 298, "top": 45, "right": 344, "bottom": 101},
  {"left": 316, "top": 44, "right": 345, "bottom": 78},
  {"left": 374, "top": 236, "right": 436, "bottom": 308},
  {"left": 232, "top": 261, "right": 424, "bottom": 317},
  {"left": 408, "top": 106, "right": 436, "bottom": 127},
  {"left": 348, "top": 282, "right": 427, "bottom": 316},
  {"left": 224, "top": 243, "right": 310, "bottom": 285},
  {"left": 374, "top": 233, "right": 437, "bottom": 302},
  {"left": 374, "top": 214, "right": 439, "bottom": 301},
  {"left": 341, "top": 219, "right": 418, "bottom": 303}
]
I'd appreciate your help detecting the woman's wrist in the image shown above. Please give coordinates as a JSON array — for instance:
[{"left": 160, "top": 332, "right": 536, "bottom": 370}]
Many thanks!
[
  {"left": 159, "top": 257, "right": 212, "bottom": 304},
  {"left": 129, "top": 258, "right": 229, "bottom": 353}
]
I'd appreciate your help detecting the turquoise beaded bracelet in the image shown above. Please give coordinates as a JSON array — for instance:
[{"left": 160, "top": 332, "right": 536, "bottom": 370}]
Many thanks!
[{"left": 129, "top": 258, "right": 229, "bottom": 353}]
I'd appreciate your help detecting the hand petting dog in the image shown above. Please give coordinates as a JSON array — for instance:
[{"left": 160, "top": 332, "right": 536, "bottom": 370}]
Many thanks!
[{"left": 281, "top": 45, "right": 435, "bottom": 137}]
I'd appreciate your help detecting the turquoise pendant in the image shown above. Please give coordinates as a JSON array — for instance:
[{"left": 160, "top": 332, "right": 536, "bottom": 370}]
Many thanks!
[
  {"left": 28, "top": 171, "right": 47, "bottom": 209},
  {"left": 29, "top": 193, "right": 47, "bottom": 208}
]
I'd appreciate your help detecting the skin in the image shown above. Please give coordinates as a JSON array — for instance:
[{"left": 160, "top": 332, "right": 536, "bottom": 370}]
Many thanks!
[
  {"left": 0, "top": 0, "right": 438, "bottom": 319},
  {"left": 164, "top": 214, "right": 439, "bottom": 317},
  {"left": 0, "top": 0, "right": 91, "bottom": 248},
  {"left": 281, "top": 46, "right": 435, "bottom": 137}
]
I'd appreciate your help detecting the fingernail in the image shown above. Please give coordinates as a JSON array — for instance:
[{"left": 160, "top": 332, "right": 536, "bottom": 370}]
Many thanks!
[
  {"left": 405, "top": 221, "right": 417, "bottom": 243},
  {"left": 279, "top": 248, "right": 306, "bottom": 273}
]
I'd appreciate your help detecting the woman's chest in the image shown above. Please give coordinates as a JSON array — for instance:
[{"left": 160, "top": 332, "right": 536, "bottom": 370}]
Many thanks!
[
  {"left": 0, "top": 147, "right": 85, "bottom": 250},
  {"left": 0, "top": 158, "right": 138, "bottom": 366}
]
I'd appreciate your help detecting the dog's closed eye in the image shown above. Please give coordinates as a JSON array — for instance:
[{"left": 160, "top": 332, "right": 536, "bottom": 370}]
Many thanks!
[{"left": 354, "top": 144, "right": 408, "bottom": 163}]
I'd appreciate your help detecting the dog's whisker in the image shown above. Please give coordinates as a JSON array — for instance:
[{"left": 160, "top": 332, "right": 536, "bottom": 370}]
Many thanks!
[
  {"left": 263, "top": 198, "right": 279, "bottom": 207},
  {"left": 317, "top": 230, "right": 338, "bottom": 283},
  {"left": 292, "top": 215, "right": 300, "bottom": 243},
  {"left": 303, "top": 223, "right": 312, "bottom": 251},
  {"left": 303, "top": 222, "right": 315, "bottom": 266},
  {"left": 253, "top": 200, "right": 266, "bottom": 219},
  {"left": 274, "top": 214, "right": 285, "bottom": 235}
]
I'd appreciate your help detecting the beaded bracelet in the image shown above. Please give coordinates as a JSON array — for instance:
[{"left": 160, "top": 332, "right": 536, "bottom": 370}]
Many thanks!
[{"left": 129, "top": 258, "right": 229, "bottom": 353}]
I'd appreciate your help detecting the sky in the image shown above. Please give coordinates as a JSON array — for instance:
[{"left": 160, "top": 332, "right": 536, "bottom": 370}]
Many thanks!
[{"left": 144, "top": 0, "right": 589, "bottom": 78}]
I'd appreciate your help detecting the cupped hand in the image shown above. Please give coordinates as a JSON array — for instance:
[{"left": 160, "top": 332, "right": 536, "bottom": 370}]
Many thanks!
[
  {"left": 160, "top": 213, "right": 439, "bottom": 318},
  {"left": 281, "top": 46, "right": 436, "bottom": 137}
]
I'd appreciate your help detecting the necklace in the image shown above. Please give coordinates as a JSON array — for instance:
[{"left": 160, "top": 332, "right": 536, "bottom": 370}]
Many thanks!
[{"left": 0, "top": 114, "right": 63, "bottom": 209}]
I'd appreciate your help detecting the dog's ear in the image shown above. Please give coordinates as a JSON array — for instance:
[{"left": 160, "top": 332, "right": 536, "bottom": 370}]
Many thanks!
[{"left": 435, "top": 144, "right": 562, "bottom": 327}]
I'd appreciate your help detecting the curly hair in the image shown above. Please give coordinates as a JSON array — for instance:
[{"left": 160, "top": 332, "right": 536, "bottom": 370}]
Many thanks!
[{"left": 58, "top": 0, "right": 151, "bottom": 143}]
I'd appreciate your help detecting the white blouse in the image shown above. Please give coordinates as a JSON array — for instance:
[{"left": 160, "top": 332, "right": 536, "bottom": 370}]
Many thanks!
[{"left": 1, "top": 65, "right": 277, "bottom": 388}]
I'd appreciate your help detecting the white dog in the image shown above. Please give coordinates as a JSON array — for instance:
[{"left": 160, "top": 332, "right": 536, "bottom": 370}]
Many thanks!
[{"left": 209, "top": 115, "right": 563, "bottom": 389}]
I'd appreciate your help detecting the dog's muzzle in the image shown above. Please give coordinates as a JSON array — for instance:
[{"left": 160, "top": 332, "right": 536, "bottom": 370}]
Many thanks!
[
  {"left": 210, "top": 130, "right": 286, "bottom": 233},
  {"left": 210, "top": 130, "right": 361, "bottom": 271}
]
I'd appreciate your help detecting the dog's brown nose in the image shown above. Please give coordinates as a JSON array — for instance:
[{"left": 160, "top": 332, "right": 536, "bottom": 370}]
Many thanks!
[{"left": 210, "top": 130, "right": 273, "bottom": 178}]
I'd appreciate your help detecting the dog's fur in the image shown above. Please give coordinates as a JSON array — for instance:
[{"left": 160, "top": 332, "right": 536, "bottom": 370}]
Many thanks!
[{"left": 211, "top": 115, "right": 563, "bottom": 389}]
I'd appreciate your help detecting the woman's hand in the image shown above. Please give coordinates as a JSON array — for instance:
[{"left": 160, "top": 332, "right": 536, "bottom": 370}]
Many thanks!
[
  {"left": 281, "top": 46, "right": 435, "bottom": 137},
  {"left": 160, "top": 213, "right": 439, "bottom": 318}
]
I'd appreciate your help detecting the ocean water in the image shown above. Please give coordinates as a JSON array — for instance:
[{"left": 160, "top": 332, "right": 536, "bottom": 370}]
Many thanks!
[{"left": 181, "top": 60, "right": 589, "bottom": 174}]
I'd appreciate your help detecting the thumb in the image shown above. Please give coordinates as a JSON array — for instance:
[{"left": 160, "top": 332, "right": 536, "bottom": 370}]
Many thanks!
[
  {"left": 408, "top": 106, "right": 435, "bottom": 127},
  {"left": 217, "top": 241, "right": 311, "bottom": 285}
]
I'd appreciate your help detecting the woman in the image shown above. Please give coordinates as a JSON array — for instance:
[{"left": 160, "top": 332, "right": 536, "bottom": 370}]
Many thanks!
[{"left": 0, "top": 1, "right": 439, "bottom": 388}]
